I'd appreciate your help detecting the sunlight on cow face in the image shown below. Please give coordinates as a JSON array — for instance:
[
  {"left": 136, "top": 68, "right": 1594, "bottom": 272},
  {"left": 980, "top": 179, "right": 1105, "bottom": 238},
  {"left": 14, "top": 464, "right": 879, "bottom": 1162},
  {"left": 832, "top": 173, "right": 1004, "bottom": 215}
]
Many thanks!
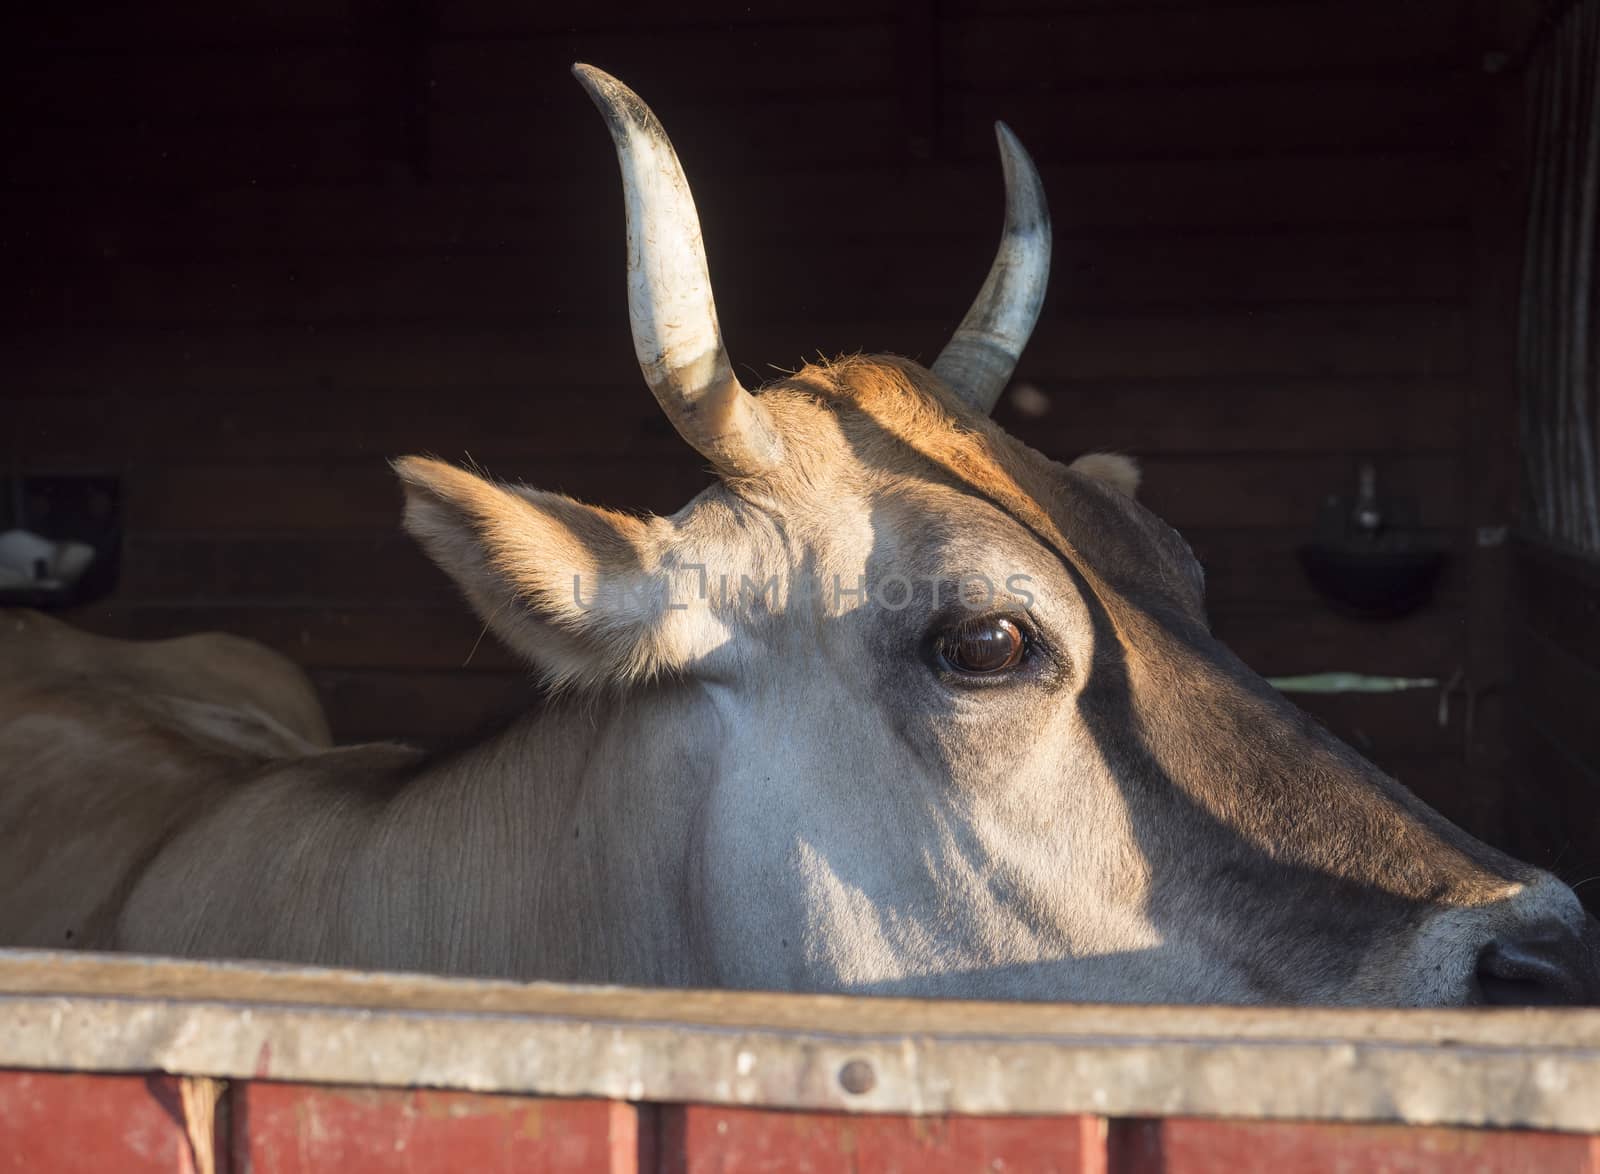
[
  {"left": 398, "top": 359, "right": 1168, "bottom": 999},
  {"left": 400, "top": 353, "right": 1592, "bottom": 1005},
  {"left": 390, "top": 66, "right": 1596, "bottom": 1005},
  {"left": 685, "top": 419, "right": 1171, "bottom": 999}
]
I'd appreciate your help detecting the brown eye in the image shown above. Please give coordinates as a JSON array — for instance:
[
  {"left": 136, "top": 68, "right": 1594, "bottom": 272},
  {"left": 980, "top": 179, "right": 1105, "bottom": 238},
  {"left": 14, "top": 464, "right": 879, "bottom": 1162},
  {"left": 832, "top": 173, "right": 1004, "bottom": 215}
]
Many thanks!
[{"left": 940, "top": 616, "right": 1026, "bottom": 675}]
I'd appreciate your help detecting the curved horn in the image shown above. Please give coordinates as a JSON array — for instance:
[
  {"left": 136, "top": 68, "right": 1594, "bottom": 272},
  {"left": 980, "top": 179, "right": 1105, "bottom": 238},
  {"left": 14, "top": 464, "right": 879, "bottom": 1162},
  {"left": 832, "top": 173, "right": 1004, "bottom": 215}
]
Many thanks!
[
  {"left": 573, "top": 64, "right": 783, "bottom": 477},
  {"left": 932, "top": 123, "right": 1051, "bottom": 415}
]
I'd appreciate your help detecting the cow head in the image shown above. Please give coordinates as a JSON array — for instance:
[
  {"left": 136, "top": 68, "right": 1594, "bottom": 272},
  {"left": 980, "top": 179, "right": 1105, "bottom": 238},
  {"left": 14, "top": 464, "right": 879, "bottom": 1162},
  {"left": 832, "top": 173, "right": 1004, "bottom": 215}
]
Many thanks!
[{"left": 396, "top": 66, "right": 1597, "bottom": 1005}]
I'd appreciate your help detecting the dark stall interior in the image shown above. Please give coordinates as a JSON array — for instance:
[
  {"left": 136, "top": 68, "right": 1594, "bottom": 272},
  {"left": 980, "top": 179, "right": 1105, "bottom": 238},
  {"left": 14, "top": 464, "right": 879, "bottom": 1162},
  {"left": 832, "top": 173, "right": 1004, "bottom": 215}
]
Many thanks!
[{"left": 4, "top": 2, "right": 1597, "bottom": 889}]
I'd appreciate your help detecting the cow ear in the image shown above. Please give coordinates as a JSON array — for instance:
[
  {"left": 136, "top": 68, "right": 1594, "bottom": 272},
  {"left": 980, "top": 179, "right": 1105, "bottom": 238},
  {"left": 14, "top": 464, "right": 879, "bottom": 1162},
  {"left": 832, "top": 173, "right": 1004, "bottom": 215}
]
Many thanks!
[
  {"left": 1068, "top": 452, "right": 1140, "bottom": 498},
  {"left": 394, "top": 456, "right": 683, "bottom": 689}
]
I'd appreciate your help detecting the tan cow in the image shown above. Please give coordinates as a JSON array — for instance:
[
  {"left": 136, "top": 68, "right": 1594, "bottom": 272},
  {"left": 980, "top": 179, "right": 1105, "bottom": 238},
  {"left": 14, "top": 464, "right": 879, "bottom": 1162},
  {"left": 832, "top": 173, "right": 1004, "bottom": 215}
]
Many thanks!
[{"left": 1, "top": 66, "right": 1594, "bottom": 1005}]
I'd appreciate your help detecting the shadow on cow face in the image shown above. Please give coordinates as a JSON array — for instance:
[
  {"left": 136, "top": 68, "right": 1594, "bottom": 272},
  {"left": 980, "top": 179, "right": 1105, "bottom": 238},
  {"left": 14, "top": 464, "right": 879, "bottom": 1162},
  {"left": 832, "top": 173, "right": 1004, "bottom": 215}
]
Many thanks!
[
  {"left": 749, "top": 358, "right": 1598, "bottom": 1005},
  {"left": 392, "top": 67, "right": 1598, "bottom": 1005},
  {"left": 397, "top": 353, "right": 1597, "bottom": 1006}
]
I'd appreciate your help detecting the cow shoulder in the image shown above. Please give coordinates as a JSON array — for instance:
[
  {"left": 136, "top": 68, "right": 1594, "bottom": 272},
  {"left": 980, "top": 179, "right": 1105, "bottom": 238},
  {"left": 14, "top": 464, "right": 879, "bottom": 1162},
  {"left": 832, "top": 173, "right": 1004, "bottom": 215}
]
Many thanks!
[
  {"left": 3, "top": 608, "right": 331, "bottom": 756},
  {"left": 0, "top": 610, "right": 338, "bottom": 951}
]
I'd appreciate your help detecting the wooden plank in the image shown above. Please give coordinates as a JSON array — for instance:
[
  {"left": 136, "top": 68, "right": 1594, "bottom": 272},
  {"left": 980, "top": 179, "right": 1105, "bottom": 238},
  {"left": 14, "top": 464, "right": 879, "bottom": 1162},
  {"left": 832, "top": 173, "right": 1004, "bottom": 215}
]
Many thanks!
[
  {"left": 427, "top": 77, "right": 1472, "bottom": 183},
  {"left": 11, "top": 381, "right": 1467, "bottom": 489},
  {"left": 13, "top": 0, "right": 361, "bottom": 48},
  {"left": 0, "top": 1071, "right": 205, "bottom": 1174},
  {"left": 15, "top": 948, "right": 1600, "bottom": 1053},
  {"left": 15, "top": 376, "right": 1463, "bottom": 468},
  {"left": 1043, "top": 228, "right": 1466, "bottom": 308},
  {"left": 14, "top": 0, "right": 896, "bottom": 47},
  {"left": 1182, "top": 529, "right": 1468, "bottom": 607},
  {"left": 436, "top": 0, "right": 899, "bottom": 35},
  {"left": 944, "top": 1, "right": 1471, "bottom": 87},
  {"left": 895, "top": 0, "right": 940, "bottom": 162},
  {"left": 9, "top": 390, "right": 692, "bottom": 470},
  {"left": 1505, "top": 713, "right": 1600, "bottom": 898},
  {"left": 430, "top": 96, "right": 902, "bottom": 182},
  {"left": 108, "top": 389, "right": 707, "bottom": 466},
  {"left": 67, "top": 604, "right": 521, "bottom": 671},
  {"left": 1512, "top": 622, "right": 1600, "bottom": 775},
  {"left": 429, "top": 25, "right": 898, "bottom": 108},
  {"left": 9, "top": 952, "right": 1600, "bottom": 1129},
  {"left": 999, "top": 376, "right": 1467, "bottom": 456},
  {"left": 905, "top": 154, "right": 1471, "bottom": 233},
  {"left": 118, "top": 465, "right": 426, "bottom": 535},
  {"left": 422, "top": 48, "right": 1472, "bottom": 160},
  {"left": 7, "top": 306, "right": 1471, "bottom": 399},
  {"left": 10, "top": 25, "right": 898, "bottom": 123},
  {"left": 941, "top": 0, "right": 1435, "bottom": 16},
  {"left": 1213, "top": 604, "right": 1466, "bottom": 677},
  {"left": 89, "top": 450, "right": 1470, "bottom": 540},
  {"left": 231, "top": 1085, "right": 642, "bottom": 1173},
  {"left": 1508, "top": 543, "right": 1600, "bottom": 889},
  {"left": 1449, "top": 0, "right": 1521, "bottom": 835},
  {"left": 7, "top": 393, "right": 132, "bottom": 468},
  {"left": 0, "top": 156, "right": 1474, "bottom": 261},
  {"left": 660, "top": 1105, "right": 1107, "bottom": 1173},
  {"left": 116, "top": 460, "right": 713, "bottom": 534},
  {"left": 1515, "top": 539, "right": 1600, "bottom": 668},
  {"left": 941, "top": 77, "right": 1475, "bottom": 162},
  {"left": 418, "top": 4, "right": 1472, "bottom": 110},
  {"left": 9, "top": 47, "right": 369, "bottom": 120},
  {"left": 1289, "top": 690, "right": 1462, "bottom": 761},
  {"left": 1510, "top": 623, "right": 1600, "bottom": 875},
  {"left": 116, "top": 532, "right": 458, "bottom": 605},
  {"left": 1017, "top": 305, "right": 1470, "bottom": 381},
  {"left": 1109, "top": 1117, "right": 1600, "bottom": 1173},
  {"left": 4, "top": 118, "right": 377, "bottom": 188},
  {"left": 8, "top": 229, "right": 1468, "bottom": 329},
  {"left": 1134, "top": 452, "right": 1464, "bottom": 529}
]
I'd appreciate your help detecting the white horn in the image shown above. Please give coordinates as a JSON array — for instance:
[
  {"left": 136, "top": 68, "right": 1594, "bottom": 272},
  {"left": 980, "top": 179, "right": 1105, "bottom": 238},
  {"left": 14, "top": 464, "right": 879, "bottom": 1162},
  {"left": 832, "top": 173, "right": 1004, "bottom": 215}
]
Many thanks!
[
  {"left": 932, "top": 123, "right": 1052, "bottom": 415},
  {"left": 573, "top": 64, "right": 783, "bottom": 477}
]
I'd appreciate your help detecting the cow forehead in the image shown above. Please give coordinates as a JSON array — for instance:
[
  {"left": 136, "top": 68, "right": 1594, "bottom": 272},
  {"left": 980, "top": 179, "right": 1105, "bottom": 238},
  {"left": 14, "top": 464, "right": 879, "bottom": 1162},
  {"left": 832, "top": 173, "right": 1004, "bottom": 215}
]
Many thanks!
[{"left": 737, "top": 354, "right": 1204, "bottom": 618}]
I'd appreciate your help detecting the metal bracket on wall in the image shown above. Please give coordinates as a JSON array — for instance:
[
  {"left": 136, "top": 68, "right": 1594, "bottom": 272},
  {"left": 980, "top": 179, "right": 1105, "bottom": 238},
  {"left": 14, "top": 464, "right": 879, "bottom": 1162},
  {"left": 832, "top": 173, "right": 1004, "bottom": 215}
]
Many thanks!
[{"left": 1438, "top": 668, "right": 1501, "bottom": 755}]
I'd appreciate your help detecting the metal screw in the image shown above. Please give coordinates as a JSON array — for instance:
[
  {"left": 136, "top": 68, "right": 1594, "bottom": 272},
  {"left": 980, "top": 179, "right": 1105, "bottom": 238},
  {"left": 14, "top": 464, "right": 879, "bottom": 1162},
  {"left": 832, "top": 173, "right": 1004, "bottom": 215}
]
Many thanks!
[{"left": 838, "top": 1058, "right": 876, "bottom": 1095}]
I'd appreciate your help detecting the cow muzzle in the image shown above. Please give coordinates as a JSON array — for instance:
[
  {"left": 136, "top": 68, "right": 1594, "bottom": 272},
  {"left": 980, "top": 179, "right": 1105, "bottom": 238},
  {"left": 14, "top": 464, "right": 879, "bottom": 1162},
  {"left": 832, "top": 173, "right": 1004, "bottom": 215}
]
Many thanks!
[{"left": 1474, "top": 915, "right": 1599, "bottom": 1005}]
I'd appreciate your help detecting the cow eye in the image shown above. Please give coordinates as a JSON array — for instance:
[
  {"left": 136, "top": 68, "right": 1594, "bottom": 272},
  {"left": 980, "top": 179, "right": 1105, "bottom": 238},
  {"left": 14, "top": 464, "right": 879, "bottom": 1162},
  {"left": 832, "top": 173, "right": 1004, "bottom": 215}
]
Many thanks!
[{"left": 938, "top": 616, "right": 1027, "bottom": 675}]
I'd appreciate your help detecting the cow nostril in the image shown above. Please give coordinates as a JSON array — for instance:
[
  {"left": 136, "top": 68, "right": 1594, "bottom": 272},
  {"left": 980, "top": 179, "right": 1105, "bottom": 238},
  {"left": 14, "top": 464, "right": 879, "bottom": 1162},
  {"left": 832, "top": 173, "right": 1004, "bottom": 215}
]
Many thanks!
[{"left": 1475, "top": 936, "right": 1589, "bottom": 1006}]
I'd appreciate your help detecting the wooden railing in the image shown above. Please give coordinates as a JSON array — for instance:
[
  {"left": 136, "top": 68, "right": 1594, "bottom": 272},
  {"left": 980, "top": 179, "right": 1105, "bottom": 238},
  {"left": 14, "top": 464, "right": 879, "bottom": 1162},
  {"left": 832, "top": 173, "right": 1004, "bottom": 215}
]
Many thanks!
[{"left": 2, "top": 950, "right": 1600, "bottom": 1170}]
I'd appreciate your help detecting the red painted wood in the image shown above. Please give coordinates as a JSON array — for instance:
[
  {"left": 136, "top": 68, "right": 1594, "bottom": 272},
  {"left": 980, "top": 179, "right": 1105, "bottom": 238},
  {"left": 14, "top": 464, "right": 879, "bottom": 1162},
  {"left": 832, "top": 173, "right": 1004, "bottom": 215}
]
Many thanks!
[
  {"left": 0, "top": 1071, "right": 202, "bottom": 1174},
  {"left": 1109, "top": 1117, "right": 1600, "bottom": 1174},
  {"left": 231, "top": 1084, "right": 640, "bottom": 1173},
  {"left": 660, "top": 1105, "right": 1107, "bottom": 1174},
  {"left": 8, "top": 1068, "right": 1600, "bottom": 1173}
]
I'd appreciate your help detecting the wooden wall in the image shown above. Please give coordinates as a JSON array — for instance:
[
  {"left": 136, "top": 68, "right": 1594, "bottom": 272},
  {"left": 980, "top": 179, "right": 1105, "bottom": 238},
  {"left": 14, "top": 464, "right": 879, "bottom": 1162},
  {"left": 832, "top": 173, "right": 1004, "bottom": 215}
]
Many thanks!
[
  {"left": 1502, "top": 0, "right": 1600, "bottom": 890},
  {"left": 1510, "top": 541, "right": 1600, "bottom": 877},
  {"left": 4, "top": 3, "right": 1523, "bottom": 842}
]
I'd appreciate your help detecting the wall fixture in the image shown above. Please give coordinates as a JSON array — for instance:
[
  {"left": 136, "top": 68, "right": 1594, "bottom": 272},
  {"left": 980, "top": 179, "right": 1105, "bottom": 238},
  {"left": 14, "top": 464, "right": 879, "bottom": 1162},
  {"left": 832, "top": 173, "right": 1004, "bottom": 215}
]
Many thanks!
[
  {"left": 1296, "top": 462, "right": 1447, "bottom": 619},
  {"left": 0, "top": 474, "right": 122, "bottom": 609}
]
